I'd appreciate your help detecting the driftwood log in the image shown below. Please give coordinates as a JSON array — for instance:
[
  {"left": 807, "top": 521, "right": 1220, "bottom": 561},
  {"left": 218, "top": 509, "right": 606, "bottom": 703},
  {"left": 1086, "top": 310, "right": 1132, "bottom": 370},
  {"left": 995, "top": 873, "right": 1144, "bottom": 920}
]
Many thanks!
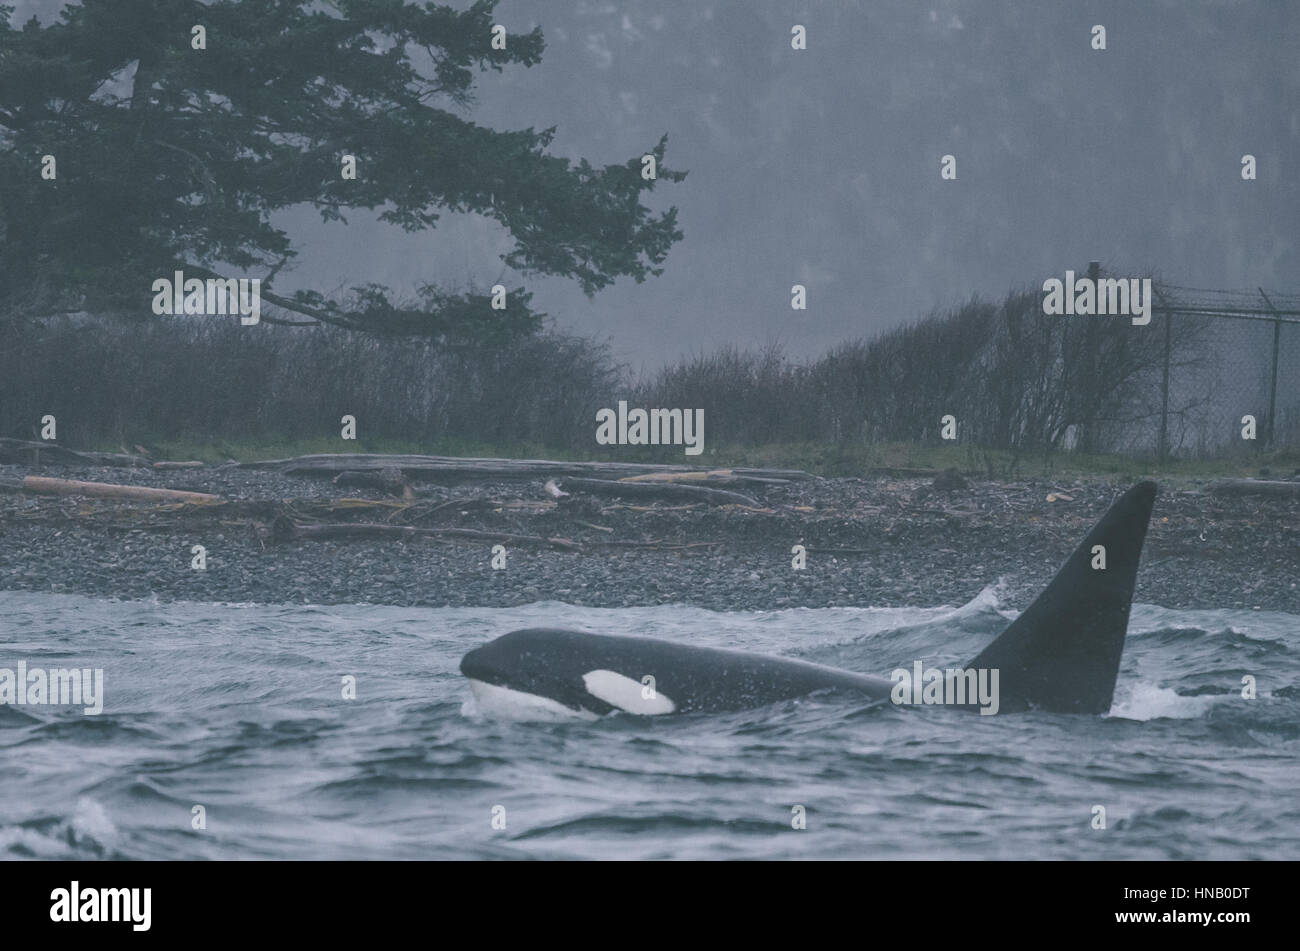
[
  {"left": 0, "top": 475, "right": 220, "bottom": 503},
  {"left": 331, "top": 466, "right": 414, "bottom": 498},
  {"left": 617, "top": 469, "right": 791, "bottom": 486},
  {"left": 558, "top": 476, "right": 759, "bottom": 507},
  {"left": 0, "top": 438, "right": 150, "bottom": 468},
  {"left": 866, "top": 466, "right": 942, "bottom": 478},
  {"left": 271, "top": 517, "right": 580, "bottom": 550},
  {"left": 238, "top": 452, "right": 812, "bottom": 484},
  {"left": 1206, "top": 478, "right": 1300, "bottom": 499}
]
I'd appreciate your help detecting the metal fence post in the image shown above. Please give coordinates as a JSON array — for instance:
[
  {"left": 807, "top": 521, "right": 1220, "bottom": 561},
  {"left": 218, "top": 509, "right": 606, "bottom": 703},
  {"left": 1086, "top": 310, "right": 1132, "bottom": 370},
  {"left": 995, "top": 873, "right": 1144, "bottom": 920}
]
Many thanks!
[
  {"left": 1153, "top": 286, "right": 1171, "bottom": 459},
  {"left": 1259, "top": 288, "right": 1281, "bottom": 450}
]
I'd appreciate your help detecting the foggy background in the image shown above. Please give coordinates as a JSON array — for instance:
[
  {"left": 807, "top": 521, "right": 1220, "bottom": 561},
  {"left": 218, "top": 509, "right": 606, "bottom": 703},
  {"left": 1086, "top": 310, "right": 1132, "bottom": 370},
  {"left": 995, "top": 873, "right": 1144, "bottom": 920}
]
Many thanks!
[{"left": 11, "top": 0, "right": 1298, "bottom": 370}]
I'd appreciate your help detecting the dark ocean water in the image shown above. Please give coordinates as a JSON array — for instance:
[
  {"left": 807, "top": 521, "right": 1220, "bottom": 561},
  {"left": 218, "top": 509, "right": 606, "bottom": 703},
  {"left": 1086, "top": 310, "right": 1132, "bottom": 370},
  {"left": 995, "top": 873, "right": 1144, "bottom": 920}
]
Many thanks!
[{"left": 0, "top": 589, "right": 1296, "bottom": 860}]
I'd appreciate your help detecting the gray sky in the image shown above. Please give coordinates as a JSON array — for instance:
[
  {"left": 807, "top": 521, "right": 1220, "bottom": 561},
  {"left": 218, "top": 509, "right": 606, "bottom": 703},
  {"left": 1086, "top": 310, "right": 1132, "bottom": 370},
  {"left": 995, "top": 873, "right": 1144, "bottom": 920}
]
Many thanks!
[{"left": 16, "top": 0, "right": 1300, "bottom": 370}]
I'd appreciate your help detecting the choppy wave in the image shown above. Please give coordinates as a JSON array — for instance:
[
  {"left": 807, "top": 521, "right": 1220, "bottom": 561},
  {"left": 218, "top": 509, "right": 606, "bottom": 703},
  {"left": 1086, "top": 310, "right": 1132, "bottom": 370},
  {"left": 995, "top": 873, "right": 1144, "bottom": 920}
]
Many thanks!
[{"left": 0, "top": 589, "right": 1296, "bottom": 860}]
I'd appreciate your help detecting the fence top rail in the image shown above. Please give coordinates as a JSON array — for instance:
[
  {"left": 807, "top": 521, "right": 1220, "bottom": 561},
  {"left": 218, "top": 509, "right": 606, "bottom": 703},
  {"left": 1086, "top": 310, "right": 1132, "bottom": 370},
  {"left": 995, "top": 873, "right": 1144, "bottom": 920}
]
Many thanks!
[
  {"left": 1150, "top": 306, "right": 1300, "bottom": 323},
  {"left": 1151, "top": 282, "right": 1300, "bottom": 322},
  {"left": 1155, "top": 281, "right": 1300, "bottom": 299}
]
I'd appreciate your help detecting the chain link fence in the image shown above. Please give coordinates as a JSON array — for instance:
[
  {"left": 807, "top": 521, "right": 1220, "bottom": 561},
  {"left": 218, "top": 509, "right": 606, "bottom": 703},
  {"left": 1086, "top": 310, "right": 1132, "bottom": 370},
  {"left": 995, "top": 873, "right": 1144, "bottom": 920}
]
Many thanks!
[{"left": 1146, "top": 284, "right": 1300, "bottom": 457}]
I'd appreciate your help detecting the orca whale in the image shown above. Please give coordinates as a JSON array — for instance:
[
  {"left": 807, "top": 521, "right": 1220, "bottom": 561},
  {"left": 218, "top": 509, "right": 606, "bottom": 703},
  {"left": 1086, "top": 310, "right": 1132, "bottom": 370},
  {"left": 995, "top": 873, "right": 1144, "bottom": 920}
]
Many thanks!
[{"left": 460, "top": 481, "right": 1157, "bottom": 718}]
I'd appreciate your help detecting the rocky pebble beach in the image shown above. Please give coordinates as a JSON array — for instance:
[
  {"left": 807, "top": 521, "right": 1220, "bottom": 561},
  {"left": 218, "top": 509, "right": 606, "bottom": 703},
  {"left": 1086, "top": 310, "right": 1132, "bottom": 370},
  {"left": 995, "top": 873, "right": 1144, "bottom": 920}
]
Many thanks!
[{"left": 0, "top": 461, "right": 1296, "bottom": 614}]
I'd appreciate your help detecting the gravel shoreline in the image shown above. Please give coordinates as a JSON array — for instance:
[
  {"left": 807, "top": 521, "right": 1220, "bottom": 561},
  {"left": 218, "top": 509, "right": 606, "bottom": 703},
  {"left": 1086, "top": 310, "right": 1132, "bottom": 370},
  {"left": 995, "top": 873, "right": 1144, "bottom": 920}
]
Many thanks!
[{"left": 1, "top": 463, "right": 1296, "bottom": 614}]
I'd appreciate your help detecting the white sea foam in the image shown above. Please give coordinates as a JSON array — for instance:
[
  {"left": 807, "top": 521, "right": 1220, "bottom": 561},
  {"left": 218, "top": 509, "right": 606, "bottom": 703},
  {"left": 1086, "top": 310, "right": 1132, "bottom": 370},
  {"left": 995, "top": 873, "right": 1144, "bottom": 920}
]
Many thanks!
[{"left": 1107, "top": 681, "right": 1224, "bottom": 721}]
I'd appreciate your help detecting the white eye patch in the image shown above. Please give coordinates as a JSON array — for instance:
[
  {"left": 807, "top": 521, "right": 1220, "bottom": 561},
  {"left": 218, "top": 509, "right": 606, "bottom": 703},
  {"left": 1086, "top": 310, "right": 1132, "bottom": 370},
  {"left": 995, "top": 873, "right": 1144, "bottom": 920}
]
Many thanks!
[{"left": 582, "top": 670, "right": 676, "bottom": 715}]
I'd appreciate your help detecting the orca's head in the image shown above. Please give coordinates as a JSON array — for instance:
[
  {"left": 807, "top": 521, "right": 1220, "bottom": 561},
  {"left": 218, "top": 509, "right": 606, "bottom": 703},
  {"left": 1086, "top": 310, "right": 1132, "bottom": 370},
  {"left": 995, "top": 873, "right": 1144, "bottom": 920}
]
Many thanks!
[
  {"left": 460, "top": 628, "right": 677, "bottom": 719},
  {"left": 460, "top": 628, "right": 566, "bottom": 686},
  {"left": 460, "top": 628, "right": 598, "bottom": 717}
]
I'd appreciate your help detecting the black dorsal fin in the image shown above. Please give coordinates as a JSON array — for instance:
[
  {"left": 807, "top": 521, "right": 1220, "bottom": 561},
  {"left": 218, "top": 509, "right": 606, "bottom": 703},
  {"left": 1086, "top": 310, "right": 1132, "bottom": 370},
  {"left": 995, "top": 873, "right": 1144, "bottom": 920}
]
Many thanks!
[{"left": 966, "top": 481, "right": 1157, "bottom": 714}]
